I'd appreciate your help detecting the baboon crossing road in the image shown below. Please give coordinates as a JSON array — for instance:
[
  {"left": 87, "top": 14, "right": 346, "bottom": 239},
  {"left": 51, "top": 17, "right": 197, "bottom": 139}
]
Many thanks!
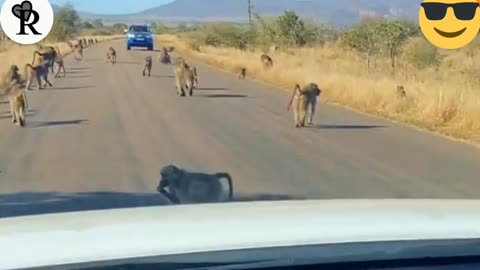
[{"left": 287, "top": 83, "right": 321, "bottom": 127}]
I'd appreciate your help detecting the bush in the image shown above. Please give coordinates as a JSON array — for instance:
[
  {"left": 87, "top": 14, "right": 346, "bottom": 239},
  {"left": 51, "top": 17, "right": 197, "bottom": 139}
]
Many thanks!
[
  {"left": 47, "top": 4, "right": 81, "bottom": 41},
  {"left": 404, "top": 37, "right": 442, "bottom": 69}
]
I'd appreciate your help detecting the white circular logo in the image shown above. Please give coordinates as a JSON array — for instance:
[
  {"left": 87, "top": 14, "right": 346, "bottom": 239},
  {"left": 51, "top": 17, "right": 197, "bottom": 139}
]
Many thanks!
[{"left": 0, "top": 0, "right": 54, "bottom": 45}]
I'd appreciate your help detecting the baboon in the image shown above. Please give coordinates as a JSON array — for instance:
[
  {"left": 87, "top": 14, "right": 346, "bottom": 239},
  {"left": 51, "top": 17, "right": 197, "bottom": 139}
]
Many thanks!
[
  {"left": 287, "top": 83, "right": 321, "bottom": 127},
  {"left": 269, "top": 45, "right": 279, "bottom": 54},
  {"left": 5, "top": 65, "right": 21, "bottom": 85},
  {"left": 25, "top": 60, "right": 53, "bottom": 90},
  {"left": 237, "top": 67, "right": 246, "bottom": 79},
  {"left": 396, "top": 85, "right": 407, "bottom": 98},
  {"left": 174, "top": 58, "right": 198, "bottom": 96},
  {"left": 95, "top": 38, "right": 98, "bottom": 44},
  {"left": 1, "top": 79, "right": 28, "bottom": 127},
  {"left": 54, "top": 47, "right": 66, "bottom": 78},
  {"left": 261, "top": 54, "right": 273, "bottom": 69},
  {"left": 82, "top": 38, "right": 87, "bottom": 48},
  {"left": 33, "top": 46, "right": 57, "bottom": 74},
  {"left": 159, "top": 47, "right": 171, "bottom": 64},
  {"left": 143, "top": 56, "right": 152, "bottom": 77},
  {"left": 73, "top": 44, "right": 83, "bottom": 61},
  {"left": 107, "top": 47, "right": 117, "bottom": 64},
  {"left": 157, "top": 165, "right": 234, "bottom": 204}
]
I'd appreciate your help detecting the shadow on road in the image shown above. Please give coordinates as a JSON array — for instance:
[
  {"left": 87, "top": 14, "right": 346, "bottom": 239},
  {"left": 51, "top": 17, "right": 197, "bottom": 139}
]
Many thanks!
[
  {"left": 314, "top": 124, "right": 386, "bottom": 130},
  {"left": 151, "top": 74, "right": 175, "bottom": 78},
  {"left": 69, "top": 67, "right": 89, "bottom": 71},
  {"left": 200, "top": 94, "right": 248, "bottom": 98},
  {"left": 195, "top": 87, "right": 229, "bottom": 91},
  {"left": 49, "top": 86, "right": 93, "bottom": 91},
  {"left": 66, "top": 75, "right": 90, "bottom": 79},
  {"left": 116, "top": 61, "right": 142, "bottom": 65},
  {"left": 28, "top": 119, "right": 88, "bottom": 128},
  {"left": 0, "top": 191, "right": 306, "bottom": 219}
]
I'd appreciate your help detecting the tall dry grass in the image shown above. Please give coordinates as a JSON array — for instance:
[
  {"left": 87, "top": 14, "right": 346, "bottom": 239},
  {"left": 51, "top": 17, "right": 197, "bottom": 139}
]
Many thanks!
[
  {"left": 157, "top": 34, "right": 480, "bottom": 143},
  {"left": 0, "top": 35, "right": 123, "bottom": 89}
]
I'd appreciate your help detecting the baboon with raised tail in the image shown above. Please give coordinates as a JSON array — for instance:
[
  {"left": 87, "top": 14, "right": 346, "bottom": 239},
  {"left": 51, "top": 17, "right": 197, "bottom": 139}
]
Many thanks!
[
  {"left": 287, "top": 83, "right": 321, "bottom": 127},
  {"left": 157, "top": 165, "right": 234, "bottom": 204}
]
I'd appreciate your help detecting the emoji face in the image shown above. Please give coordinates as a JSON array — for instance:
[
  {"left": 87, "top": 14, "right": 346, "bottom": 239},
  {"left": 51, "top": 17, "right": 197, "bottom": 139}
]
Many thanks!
[{"left": 419, "top": 0, "right": 480, "bottom": 49}]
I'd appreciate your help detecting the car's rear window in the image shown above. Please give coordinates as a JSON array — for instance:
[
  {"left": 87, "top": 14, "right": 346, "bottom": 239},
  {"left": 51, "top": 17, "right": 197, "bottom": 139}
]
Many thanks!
[{"left": 129, "top": 26, "right": 149, "bottom": 33}]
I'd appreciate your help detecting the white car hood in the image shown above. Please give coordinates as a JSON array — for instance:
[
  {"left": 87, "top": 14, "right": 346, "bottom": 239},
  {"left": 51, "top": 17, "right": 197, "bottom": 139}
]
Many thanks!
[{"left": 1, "top": 199, "right": 480, "bottom": 270}]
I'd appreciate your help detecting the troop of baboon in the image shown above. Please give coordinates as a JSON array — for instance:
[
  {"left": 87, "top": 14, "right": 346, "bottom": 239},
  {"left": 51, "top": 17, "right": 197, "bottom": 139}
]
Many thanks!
[
  {"left": 0, "top": 36, "right": 102, "bottom": 128},
  {"left": 157, "top": 165, "right": 234, "bottom": 204}
]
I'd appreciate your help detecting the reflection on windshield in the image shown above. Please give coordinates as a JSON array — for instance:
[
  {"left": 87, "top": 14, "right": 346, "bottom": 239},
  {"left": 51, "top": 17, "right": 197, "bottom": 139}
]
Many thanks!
[{"left": 129, "top": 26, "right": 149, "bottom": 32}]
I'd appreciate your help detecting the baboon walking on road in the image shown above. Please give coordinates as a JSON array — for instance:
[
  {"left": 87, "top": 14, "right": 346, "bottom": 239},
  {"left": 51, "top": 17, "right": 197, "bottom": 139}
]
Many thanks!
[
  {"left": 54, "top": 47, "right": 66, "bottom": 78},
  {"left": 287, "top": 83, "right": 321, "bottom": 127},
  {"left": 25, "top": 59, "right": 53, "bottom": 90},
  {"left": 1, "top": 79, "right": 28, "bottom": 127},
  {"left": 174, "top": 57, "right": 198, "bottom": 96},
  {"left": 261, "top": 54, "right": 273, "bottom": 69},
  {"left": 107, "top": 47, "right": 117, "bottom": 64},
  {"left": 73, "top": 44, "right": 83, "bottom": 61},
  {"left": 157, "top": 165, "right": 234, "bottom": 204},
  {"left": 33, "top": 46, "right": 57, "bottom": 74},
  {"left": 143, "top": 56, "right": 152, "bottom": 77}
]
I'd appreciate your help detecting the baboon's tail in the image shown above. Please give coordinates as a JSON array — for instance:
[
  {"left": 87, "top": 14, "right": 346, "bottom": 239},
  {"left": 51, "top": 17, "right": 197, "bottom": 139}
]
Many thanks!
[{"left": 216, "top": 173, "right": 234, "bottom": 200}]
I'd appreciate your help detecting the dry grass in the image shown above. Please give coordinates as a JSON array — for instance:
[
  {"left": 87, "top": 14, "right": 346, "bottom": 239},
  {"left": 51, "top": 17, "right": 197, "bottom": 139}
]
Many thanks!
[
  {"left": 156, "top": 34, "right": 480, "bottom": 143},
  {"left": 0, "top": 35, "right": 123, "bottom": 90}
]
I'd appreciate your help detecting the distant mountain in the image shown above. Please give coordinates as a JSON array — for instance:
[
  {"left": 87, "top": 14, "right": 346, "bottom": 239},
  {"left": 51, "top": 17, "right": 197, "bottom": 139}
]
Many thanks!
[{"left": 78, "top": 0, "right": 423, "bottom": 25}]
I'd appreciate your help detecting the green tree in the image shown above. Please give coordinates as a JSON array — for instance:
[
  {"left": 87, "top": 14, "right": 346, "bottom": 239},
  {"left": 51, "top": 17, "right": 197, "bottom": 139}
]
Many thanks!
[
  {"left": 404, "top": 37, "right": 442, "bottom": 69},
  {"left": 47, "top": 4, "right": 81, "bottom": 41},
  {"left": 275, "top": 11, "right": 306, "bottom": 46},
  {"left": 375, "top": 20, "right": 410, "bottom": 74},
  {"left": 341, "top": 17, "right": 383, "bottom": 72},
  {"left": 113, "top": 23, "right": 128, "bottom": 33},
  {"left": 92, "top": 19, "right": 104, "bottom": 28}
]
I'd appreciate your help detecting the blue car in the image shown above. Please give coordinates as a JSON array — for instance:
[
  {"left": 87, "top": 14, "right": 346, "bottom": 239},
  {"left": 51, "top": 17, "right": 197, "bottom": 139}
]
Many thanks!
[{"left": 126, "top": 25, "right": 154, "bottom": 51}]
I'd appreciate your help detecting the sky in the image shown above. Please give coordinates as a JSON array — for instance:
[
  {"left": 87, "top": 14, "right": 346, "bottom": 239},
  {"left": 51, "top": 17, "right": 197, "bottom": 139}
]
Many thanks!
[{"left": 0, "top": 0, "right": 175, "bottom": 14}]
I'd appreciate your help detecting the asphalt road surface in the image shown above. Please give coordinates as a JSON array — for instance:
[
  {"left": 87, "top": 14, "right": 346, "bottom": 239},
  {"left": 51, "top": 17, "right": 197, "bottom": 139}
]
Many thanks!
[{"left": 1, "top": 39, "right": 480, "bottom": 218}]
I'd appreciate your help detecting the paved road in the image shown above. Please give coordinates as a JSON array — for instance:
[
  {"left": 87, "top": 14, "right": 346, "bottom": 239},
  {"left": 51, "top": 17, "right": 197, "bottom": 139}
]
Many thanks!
[{"left": 1, "top": 39, "right": 480, "bottom": 217}]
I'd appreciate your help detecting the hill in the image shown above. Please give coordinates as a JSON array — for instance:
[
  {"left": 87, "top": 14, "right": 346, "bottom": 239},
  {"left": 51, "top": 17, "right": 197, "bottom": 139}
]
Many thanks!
[{"left": 79, "top": 0, "right": 422, "bottom": 25}]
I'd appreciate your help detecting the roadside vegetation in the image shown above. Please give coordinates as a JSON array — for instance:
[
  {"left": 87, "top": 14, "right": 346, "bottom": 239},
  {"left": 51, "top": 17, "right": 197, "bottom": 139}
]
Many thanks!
[
  {"left": 0, "top": 4, "right": 122, "bottom": 88},
  {"left": 155, "top": 11, "right": 480, "bottom": 143}
]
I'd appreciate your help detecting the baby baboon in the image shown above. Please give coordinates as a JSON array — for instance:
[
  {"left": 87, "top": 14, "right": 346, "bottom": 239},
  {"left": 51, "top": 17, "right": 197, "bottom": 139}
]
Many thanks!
[
  {"left": 25, "top": 61, "right": 53, "bottom": 90},
  {"left": 143, "top": 56, "right": 152, "bottom": 77},
  {"left": 260, "top": 54, "right": 273, "bottom": 69},
  {"left": 107, "top": 47, "right": 117, "bottom": 64},
  {"left": 157, "top": 165, "right": 234, "bottom": 204},
  {"left": 237, "top": 67, "right": 246, "bottom": 79},
  {"left": 159, "top": 47, "right": 171, "bottom": 64},
  {"left": 2, "top": 79, "right": 28, "bottom": 127},
  {"left": 396, "top": 85, "right": 407, "bottom": 98},
  {"left": 287, "top": 83, "right": 321, "bottom": 127}
]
